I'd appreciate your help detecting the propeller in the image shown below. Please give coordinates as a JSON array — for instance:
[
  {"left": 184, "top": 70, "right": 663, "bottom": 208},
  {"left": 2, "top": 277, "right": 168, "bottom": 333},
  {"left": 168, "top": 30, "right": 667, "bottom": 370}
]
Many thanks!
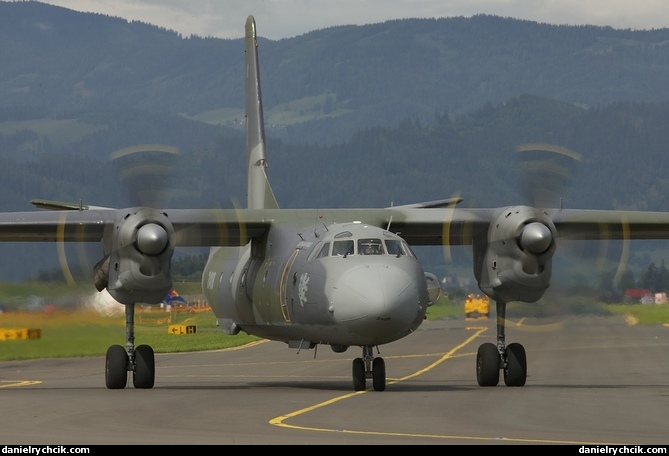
[
  {"left": 53, "top": 144, "right": 184, "bottom": 308},
  {"left": 110, "top": 144, "right": 181, "bottom": 208},
  {"left": 515, "top": 143, "right": 632, "bottom": 313},
  {"left": 516, "top": 143, "right": 582, "bottom": 209},
  {"left": 462, "top": 143, "right": 582, "bottom": 305}
]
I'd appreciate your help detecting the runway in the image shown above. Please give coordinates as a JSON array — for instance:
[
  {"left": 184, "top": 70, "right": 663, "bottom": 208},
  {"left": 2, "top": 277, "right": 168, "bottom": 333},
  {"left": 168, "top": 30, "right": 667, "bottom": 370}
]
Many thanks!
[{"left": 0, "top": 314, "right": 667, "bottom": 445}]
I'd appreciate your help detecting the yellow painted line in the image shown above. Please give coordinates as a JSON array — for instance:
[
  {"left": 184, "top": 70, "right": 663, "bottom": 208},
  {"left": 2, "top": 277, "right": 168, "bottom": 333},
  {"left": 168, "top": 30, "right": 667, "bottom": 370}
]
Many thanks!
[
  {"left": 0, "top": 341, "right": 270, "bottom": 388},
  {"left": 268, "top": 325, "right": 629, "bottom": 445},
  {"left": 626, "top": 314, "right": 639, "bottom": 326},
  {"left": 157, "top": 339, "right": 269, "bottom": 356},
  {"left": 0, "top": 380, "right": 42, "bottom": 388},
  {"left": 269, "top": 326, "right": 485, "bottom": 429},
  {"left": 503, "top": 317, "right": 564, "bottom": 332}
]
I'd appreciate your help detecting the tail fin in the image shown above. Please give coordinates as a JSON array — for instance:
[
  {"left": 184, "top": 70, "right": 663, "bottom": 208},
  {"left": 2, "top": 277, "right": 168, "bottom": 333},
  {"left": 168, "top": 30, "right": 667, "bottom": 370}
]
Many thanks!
[{"left": 245, "top": 15, "right": 279, "bottom": 210}]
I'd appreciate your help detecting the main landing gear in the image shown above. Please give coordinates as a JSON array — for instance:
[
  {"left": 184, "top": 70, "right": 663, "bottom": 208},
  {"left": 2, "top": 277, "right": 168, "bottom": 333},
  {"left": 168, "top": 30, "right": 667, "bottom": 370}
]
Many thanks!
[
  {"left": 352, "top": 345, "right": 386, "bottom": 391},
  {"left": 476, "top": 300, "right": 527, "bottom": 387},
  {"left": 105, "top": 303, "right": 156, "bottom": 389}
]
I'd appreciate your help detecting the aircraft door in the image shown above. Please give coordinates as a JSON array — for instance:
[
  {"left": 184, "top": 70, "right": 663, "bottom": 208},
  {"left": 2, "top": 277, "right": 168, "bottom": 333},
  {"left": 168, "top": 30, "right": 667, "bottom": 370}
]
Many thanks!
[{"left": 279, "top": 249, "right": 299, "bottom": 322}]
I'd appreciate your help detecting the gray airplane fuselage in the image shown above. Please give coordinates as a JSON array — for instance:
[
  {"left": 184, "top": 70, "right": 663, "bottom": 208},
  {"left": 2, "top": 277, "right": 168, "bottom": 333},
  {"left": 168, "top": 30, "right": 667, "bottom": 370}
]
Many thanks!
[{"left": 203, "top": 220, "right": 430, "bottom": 348}]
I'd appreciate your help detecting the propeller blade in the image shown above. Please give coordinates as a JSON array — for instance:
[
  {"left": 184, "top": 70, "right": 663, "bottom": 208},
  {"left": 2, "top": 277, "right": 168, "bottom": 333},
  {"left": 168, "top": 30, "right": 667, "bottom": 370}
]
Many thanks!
[
  {"left": 516, "top": 143, "right": 581, "bottom": 209},
  {"left": 110, "top": 144, "right": 180, "bottom": 208}
]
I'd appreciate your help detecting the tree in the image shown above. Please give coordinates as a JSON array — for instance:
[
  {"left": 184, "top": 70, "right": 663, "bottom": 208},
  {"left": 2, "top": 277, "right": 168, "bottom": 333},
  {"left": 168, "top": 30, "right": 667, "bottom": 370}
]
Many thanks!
[
  {"left": 639, "top": 262, "right": 657, "bottom": 290},
  {"left": 639, "top": 260, "right": 669, "bottom": 293},
  {"left": 657, "top": 260, "right": 669, "bottom": 292}
]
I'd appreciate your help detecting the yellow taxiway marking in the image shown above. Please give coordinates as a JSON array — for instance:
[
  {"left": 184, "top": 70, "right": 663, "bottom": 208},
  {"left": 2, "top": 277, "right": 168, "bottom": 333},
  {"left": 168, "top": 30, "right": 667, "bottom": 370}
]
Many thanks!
[
  {"left": 0, "top": 380, "right": 42, "bottom": 388},
  {"left": 269, "top": 325, "right": 633, "bottom": 445},
  {"left": 0, "top": 341, "right": 271, "bottom": 389},
  {"left": 504, "top": 317, "right": 564, "bottom": 332}
]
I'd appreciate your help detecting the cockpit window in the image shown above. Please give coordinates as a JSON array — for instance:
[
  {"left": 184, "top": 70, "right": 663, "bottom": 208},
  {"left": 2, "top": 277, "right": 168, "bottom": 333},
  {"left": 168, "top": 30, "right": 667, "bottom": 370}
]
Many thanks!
[
  {"left": 358, "top": 238, "right": 384, "bottom": 255},
  {"left": 332, "top": 240, "right": 354, "bottom": 256},
  {"left": 384, "top": 239, "right": 416, "bottom": 258},
  {"left": 316, "top": 242, "right": 330, "bottom": 258},
  {"left": 324, "top": 231, "right": 414, "bottom": 259},
  {"left": 385, "top": 239, "right": 404, "bottom": 256}
]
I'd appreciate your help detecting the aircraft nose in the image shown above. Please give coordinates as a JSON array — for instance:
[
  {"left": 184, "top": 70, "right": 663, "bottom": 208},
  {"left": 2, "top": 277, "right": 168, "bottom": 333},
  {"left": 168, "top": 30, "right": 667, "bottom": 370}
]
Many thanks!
[{"left": 330, "top": 264, "right": 425, "bottom": 344}]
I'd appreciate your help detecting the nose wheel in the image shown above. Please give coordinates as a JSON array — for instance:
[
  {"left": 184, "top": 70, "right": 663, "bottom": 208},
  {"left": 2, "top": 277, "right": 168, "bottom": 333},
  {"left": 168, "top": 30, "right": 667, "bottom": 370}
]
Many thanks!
[{"left": 352, "top": 346, "right": 386, "bottom": 391}]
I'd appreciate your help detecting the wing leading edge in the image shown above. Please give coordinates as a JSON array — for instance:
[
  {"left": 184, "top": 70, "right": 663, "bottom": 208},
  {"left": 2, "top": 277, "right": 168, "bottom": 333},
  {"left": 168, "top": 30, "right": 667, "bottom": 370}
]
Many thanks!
[{"left": 2, "top": 206, "right": 669, "bottom": 246}]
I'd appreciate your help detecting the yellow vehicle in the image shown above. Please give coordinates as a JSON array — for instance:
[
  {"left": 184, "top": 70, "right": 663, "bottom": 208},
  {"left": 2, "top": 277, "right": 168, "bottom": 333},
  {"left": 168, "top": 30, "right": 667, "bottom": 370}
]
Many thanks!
[{"left": 465, "top": 294, "right": 490, "bottom": 319}]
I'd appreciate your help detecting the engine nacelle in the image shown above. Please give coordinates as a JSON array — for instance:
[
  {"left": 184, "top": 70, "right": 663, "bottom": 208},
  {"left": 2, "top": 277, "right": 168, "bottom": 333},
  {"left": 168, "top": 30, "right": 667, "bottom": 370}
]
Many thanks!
[
  {"left": 97, "top": 208, "right": 175, "bottom": 305},
  {"left": 474, "top": 206, "right": 556, "bottom": 304}
]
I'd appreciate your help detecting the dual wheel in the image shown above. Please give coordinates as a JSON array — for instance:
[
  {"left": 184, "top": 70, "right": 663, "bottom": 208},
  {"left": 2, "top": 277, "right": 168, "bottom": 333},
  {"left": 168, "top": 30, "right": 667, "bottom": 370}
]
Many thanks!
[
  {"left": 105, "top": 344, "right": 155, "bottom": 389},
  {"left": 476, "top": 342, "right": 526, "bottom": 387},
  {"left": 352, "top": 357, "right": 386, "bottom": 391}
]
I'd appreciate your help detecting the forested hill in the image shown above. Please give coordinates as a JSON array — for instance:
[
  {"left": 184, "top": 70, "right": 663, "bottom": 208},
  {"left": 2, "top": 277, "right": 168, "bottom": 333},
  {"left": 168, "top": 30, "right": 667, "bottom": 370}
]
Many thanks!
[
  {"left": 2, "top": 95, "right": 669, "bottom": 281},
  {"left": 2, "top": 2, "right": 669, "bottom": 281},
  {"left": 3, "top": 1, "right": 669, "bottom": 145}
]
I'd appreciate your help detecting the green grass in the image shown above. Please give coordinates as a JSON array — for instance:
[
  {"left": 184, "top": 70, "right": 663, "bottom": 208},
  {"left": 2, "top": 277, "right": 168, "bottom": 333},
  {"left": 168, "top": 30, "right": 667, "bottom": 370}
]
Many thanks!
[
  {"left": 605, "top": 303, "right": 669, "bottom": 325},
  {"left": 427, "top": 293, "right": 669, "bottom": 325},
  {"left": 425, "top": 294, "right": 465, "bottom": 320},
  {"left": 0, "top": 118, "right": 103, "bottom": 149},
  {"left": 0, "top": 280, "right": 263, "bottom": 361},
  {"left": 0, "top": 305, "right": 259, "bottom": 362},
  {"left": 183, "top": 93, "right": 352, "bottom": 129}
]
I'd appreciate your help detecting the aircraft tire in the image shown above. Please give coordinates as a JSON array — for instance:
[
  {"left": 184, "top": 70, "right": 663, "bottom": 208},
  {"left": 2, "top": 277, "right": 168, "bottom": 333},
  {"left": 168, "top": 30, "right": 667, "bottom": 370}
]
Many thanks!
[
  {"left": 352, "top": 358, "right": 366, "bottom": 391},
  {"left": 133, "top": 344, "right": 155, "bottom": 389},
  {"left": 503, "top": 342, "right": 527, "bottom": 387},
  {"left": 105, "top": 344, "right": 128, "bottom": 389},
  {"left": 372, "top": 357, "right": 386, "bottom": 391},
  {"left": 476, "top": 342, "right": 500, "bottom": 387}
]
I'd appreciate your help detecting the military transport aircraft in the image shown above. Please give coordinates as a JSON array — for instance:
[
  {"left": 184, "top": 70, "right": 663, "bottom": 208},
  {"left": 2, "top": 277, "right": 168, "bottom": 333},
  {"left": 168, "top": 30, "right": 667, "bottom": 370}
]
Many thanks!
[{"left": 3, "top": 15, "right": 669, "bottom": 391}]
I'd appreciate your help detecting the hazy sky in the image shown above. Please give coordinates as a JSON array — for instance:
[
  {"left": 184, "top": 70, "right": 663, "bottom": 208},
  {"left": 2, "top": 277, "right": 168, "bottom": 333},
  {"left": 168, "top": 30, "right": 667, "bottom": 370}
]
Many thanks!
[{"left": 24, "top": 0, "right": 669, "bottom": 40}]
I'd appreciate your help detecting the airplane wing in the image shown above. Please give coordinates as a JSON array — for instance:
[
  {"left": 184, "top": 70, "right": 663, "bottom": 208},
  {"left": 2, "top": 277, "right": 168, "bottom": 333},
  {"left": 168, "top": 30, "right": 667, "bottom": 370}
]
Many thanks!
[
  {"left": 0, "top": 207, "right": 272, "bottom": 245},
  {"left": 388, "top": 206, "right": 669, "bottom": 244},
  {"left": 550, "top": 208, "right": 669, "bottom": 240},
  {"left": 0, "top": 209, "right": 112, "bottom": 242},
  {"left": 2, "top": 205, "right": 669, "bottom": 246}
]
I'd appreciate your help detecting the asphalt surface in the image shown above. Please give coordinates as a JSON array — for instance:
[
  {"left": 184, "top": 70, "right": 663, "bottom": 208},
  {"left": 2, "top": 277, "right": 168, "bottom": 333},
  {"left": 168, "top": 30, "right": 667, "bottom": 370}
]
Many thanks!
[{"left": 0, "top": 314, "right": 668, "bottom": 445}]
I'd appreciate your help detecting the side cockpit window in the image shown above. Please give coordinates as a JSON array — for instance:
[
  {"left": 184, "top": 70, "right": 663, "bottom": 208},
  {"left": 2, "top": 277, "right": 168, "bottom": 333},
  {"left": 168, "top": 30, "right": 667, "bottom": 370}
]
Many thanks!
[
  {"left": 316, "top": 242, "right": 330, "bottom": 259},
  {"left": 385, "top": 239, "right": 405, "bottom": 256},
  {"left": 384, "top": 238, "right": 416, "bottom": 258}
]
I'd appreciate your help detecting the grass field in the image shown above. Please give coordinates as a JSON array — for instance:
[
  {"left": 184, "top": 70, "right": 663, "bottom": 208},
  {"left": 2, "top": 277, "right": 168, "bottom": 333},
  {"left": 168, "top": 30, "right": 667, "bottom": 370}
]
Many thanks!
[
  {"left": 0, "top": 280, "right": 264, "bottom": 361},
  {"left": 426, "top": 293, "right": 669, "bottom": 324},
  {"left": 0, "top": 283, "right": 667, "bottom": 362},
  {"left": 0, "top": 308, "right": 261, "bottom": 361}
]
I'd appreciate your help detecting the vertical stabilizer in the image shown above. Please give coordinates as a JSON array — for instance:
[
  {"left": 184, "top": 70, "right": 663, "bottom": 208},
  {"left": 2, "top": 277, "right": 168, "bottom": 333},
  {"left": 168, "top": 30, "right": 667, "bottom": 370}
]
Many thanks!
[{"left": 245, "top": 15, "right": 279, "bottom": 210}]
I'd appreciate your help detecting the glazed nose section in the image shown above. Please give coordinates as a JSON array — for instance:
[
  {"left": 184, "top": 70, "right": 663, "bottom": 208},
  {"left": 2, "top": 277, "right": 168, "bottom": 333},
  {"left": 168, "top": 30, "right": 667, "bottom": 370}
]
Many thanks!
[{"left": 331, "top": 264, "right": 423, "bottom": 341}]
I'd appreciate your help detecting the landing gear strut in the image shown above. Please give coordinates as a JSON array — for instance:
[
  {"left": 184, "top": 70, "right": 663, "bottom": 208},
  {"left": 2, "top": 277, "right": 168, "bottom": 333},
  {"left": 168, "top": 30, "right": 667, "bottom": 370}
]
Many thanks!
[
  {"left": 352, "top": 346, "right": 386, "bottom": 391},
  {"left": 476, "top": 301, "right": 527, "bottom": 387},
  {"left": 105, "top": 303, "right": 156, "bottom": 389}
]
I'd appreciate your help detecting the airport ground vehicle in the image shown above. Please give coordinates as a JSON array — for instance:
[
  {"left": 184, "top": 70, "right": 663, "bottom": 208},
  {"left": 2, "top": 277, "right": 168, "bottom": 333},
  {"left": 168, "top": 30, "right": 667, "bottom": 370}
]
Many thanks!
[{"left": 465, "top": 294, "right": 490, "bottom": 319}]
